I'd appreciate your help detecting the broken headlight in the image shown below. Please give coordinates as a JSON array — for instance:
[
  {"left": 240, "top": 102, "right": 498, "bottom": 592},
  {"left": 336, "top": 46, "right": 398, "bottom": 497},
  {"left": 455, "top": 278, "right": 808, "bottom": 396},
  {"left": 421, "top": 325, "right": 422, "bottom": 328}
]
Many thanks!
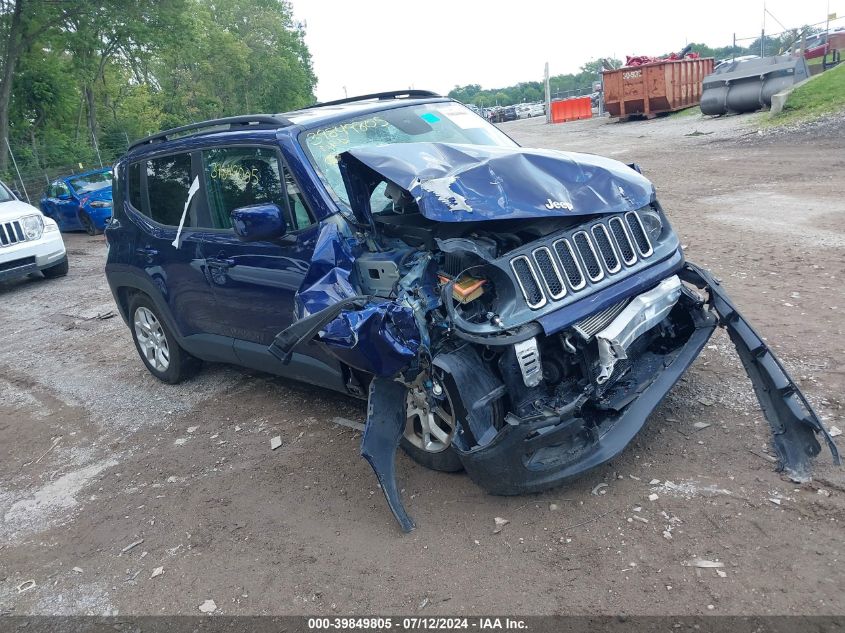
[
  {"left": 639, "top": 208, "right": 664, "bottom": 243},
  {"left": 21, "top": 214, "right": 44, "bottom": 241}
]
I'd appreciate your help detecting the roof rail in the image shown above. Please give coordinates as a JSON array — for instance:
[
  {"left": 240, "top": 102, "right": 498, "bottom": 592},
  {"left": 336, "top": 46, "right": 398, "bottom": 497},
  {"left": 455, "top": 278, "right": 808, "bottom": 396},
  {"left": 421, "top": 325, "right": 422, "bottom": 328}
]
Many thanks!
[
  {"left": 128, "top": 114, "right": 292, "bottom": 152},
  {"left": 306, "top": 90, "right": 443, "bottom": 110}
]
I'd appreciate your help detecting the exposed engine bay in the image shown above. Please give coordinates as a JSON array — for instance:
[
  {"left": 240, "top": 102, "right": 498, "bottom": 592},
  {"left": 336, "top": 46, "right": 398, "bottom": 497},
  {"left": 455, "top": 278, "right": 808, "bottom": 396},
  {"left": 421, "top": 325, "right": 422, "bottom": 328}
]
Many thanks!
[{"left": 270, "top": 142, "right": 840, "bottom": 532}]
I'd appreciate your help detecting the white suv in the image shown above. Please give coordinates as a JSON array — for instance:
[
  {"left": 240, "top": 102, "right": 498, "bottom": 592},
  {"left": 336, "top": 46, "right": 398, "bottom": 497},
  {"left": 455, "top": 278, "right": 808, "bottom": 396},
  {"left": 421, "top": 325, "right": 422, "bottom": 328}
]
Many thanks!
[{"left": 0, "top": 180, "right": 68, "bottom": 283}]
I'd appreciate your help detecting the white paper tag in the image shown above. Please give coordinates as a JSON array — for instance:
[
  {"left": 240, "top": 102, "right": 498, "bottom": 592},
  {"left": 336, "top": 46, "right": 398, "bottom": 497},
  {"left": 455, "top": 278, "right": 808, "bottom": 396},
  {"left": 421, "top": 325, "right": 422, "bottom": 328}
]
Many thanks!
[{"left": 171, "top": 176, "right": 200, "bottom": 249}]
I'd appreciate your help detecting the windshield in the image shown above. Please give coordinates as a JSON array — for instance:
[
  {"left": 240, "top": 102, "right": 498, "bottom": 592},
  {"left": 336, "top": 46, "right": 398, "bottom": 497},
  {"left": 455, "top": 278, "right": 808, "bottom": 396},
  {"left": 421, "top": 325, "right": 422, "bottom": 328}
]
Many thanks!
[
  {"left": 300, "top": 102, "right": 518, "bottom": 204},
  {"left": 70, "top": 171, "right": 112, "bottom": 194},
  {"left": 0, "top": 181, "right": 13, "bottom": 203}
]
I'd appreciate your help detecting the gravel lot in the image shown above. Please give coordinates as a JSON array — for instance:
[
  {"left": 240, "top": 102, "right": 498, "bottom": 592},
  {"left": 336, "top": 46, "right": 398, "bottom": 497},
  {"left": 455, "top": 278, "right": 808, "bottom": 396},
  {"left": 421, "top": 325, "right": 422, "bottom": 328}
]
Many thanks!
[{"left": 1, "top": 110, "right": 843, "bottom": 616}]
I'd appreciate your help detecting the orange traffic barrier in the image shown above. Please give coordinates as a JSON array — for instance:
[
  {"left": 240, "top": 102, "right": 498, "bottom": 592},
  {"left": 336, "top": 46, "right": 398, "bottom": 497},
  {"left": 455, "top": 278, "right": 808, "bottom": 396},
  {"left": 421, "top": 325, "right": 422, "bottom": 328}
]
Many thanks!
[{"left": 550, "top": 97, "right": 592, "bottom": 124}]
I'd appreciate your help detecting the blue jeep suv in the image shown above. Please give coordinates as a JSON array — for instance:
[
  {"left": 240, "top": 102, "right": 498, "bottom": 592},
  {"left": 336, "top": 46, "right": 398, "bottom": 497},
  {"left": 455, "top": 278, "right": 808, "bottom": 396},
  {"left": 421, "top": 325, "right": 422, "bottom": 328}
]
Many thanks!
[{"left": 105, "top": 90, "right": 838, "bottom": 531}]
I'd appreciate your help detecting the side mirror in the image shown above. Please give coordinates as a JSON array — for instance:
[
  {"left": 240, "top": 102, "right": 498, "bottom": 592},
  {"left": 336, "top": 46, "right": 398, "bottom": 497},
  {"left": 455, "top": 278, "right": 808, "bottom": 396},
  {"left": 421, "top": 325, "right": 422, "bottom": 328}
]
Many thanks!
[
  {"left": 11, "top": 189, "right": 22, "bottom": 199},
  {"left": 231, "top": 203, "right": 287, "bottom": 242},
  {"left": 58, "top": 192, "right": 72, "bottom": 201}
]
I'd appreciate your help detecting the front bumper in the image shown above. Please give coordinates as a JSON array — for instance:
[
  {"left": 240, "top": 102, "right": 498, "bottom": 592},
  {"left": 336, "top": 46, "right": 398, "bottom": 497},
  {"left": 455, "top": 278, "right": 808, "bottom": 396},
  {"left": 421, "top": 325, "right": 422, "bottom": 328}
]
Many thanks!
[
  {"left": 456, "top": 303, "right": 716, "bottom": 494},
  {"left": 361, "top": 262, "right": 840, "bottom": 532},
  {"left": 0, "top": 230, "right": 66, "bottom": 282}
]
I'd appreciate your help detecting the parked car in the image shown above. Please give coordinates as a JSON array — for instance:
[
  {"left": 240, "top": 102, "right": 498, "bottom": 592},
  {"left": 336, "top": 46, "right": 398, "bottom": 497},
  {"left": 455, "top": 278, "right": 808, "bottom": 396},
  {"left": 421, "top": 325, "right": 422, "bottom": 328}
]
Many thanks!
[
  {"left": 40, "top": 168, "right": 113, "bottom": 235},
  {"left": 104, "top": 90, "right": 838, "bottom": 532},
  {"left": 515, "top": 104, "right": 532, "bottom": 119},
  {"left": 529, "top": 103, "right": 545, "bottom": 117},
  {"left": 0, "top": 179, "right": 68, "bottom": 283},
  {"left": 500, "top": 105, "right": 518, "bottom": 121}
]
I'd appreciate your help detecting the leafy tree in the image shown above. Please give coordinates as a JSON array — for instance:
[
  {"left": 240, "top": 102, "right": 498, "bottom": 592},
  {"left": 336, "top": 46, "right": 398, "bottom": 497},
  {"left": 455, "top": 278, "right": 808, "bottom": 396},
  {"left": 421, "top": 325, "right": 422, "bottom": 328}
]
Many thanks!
[{"left": 1, "top": 0, "right": 316, "bottom": 187}]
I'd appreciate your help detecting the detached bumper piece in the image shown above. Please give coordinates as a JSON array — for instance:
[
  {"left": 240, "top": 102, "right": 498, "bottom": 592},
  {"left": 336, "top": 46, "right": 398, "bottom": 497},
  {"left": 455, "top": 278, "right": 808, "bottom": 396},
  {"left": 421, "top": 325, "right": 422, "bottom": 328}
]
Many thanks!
[{"left": 680, "top": 262, "right": 840, "bottom": 481}]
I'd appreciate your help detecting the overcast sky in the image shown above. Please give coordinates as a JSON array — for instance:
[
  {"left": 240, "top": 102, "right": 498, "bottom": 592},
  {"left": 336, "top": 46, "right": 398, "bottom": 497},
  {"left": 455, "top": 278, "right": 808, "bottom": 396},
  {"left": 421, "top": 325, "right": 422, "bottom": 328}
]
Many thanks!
[{"left": 290, "top": 0, "right": 844, "bottom": 101}]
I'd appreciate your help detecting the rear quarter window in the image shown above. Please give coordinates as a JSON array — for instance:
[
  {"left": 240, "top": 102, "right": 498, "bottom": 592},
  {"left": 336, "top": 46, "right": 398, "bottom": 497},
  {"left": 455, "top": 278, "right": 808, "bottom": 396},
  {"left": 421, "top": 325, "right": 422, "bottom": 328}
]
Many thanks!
[{"left": 146, "top": 153, "right": 192, "bottom": 226}]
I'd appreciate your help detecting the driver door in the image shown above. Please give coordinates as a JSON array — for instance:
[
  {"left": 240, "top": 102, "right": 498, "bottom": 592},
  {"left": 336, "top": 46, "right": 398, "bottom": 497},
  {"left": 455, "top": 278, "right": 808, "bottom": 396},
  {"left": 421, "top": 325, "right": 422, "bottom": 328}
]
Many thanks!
[{"left": 195, "top": 144, "right": 342, "bottom": 388}]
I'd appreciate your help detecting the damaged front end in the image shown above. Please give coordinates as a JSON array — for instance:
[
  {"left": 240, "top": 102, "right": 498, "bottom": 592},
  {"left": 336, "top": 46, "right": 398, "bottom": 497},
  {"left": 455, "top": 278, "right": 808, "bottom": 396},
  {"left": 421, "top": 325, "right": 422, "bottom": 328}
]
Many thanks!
[{"left": 270, "top": 142, "right": 839, "bottom": 532}]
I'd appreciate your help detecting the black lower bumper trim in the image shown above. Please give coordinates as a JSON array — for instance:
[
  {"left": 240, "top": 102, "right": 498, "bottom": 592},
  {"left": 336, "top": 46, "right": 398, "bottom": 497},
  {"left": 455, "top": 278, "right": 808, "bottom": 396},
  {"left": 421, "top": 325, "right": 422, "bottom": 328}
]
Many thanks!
[{"left": 455, "top": 309, "right": 718, "bottom": 495}]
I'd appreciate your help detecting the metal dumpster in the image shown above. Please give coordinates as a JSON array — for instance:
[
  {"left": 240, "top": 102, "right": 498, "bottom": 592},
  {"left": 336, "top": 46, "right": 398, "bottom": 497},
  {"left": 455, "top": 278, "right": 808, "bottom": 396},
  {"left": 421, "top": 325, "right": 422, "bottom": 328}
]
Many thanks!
[
  {"left": 602, "top": 57, "right": 714, "bottom": 120},
  {"left": 700, "top": 54, "right": 810, "bottom": 115}
]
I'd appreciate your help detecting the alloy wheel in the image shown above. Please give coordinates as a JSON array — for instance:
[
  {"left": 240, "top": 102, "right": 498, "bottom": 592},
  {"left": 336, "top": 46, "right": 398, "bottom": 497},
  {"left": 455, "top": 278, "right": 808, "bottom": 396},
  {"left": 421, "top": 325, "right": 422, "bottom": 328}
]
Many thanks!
[
  {"left": 133, "top": 306, "right": 170, "bottom": 371},
  {"left": 404, "top": 379, "right": 456, "bottom": 453}
]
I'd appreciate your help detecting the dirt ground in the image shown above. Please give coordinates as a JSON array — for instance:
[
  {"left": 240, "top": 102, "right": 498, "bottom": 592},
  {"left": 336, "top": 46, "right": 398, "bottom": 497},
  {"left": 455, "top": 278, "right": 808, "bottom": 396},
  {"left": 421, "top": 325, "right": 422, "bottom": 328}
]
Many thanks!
[{"left": 1, "top": 110, "right": 843, "bottom": 617}]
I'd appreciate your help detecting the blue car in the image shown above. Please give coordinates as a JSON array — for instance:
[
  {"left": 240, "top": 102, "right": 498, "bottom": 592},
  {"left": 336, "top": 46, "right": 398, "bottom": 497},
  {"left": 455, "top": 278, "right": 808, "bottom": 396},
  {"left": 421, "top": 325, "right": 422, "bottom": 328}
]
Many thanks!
[
  {"left": 104, "top": 90, "right": 838, "bottom": 531},
  {"left": 41, "top": 168, "right": 113, "bottom": 234}
]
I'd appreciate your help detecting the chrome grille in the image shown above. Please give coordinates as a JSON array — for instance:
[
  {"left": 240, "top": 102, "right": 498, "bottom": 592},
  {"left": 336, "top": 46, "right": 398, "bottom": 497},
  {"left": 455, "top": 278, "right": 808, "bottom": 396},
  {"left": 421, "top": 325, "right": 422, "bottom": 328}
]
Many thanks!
[
  {"left": 509, "top": 210, "right": 658, "bottom": 310},
  {"left": 573, "top": 231, "right": 603, "bottom": 282},
  {"left": 608, "top": 217, "right": 637, "bottom": 265},
  {"left": 0, "top": 220, "right": 25, "bottom": 247},
  {"left": 591, "top": 224, "right": 620, "bottom": 273},
  {"left": 553, "top": 239, "right": 585, "bottom": 291},
  {"left": 510, "top": 256, "right": 546, "bottom": 309},
  {"left": 532, "top": 247, "right": 566, "bottom": 299},
  {"left": 625, "top": 211, "right": 653, "bottom": 256}
]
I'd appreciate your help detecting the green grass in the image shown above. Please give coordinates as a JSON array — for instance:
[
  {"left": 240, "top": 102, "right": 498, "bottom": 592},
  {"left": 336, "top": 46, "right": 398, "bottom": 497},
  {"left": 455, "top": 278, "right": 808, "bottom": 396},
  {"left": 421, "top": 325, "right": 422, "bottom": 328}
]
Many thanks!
[
  {"left": 764, "top": 62, "right": 845, "bottom": 126},
  {"left": 669, "top": 105, "right": 702, "bottom": 118}
]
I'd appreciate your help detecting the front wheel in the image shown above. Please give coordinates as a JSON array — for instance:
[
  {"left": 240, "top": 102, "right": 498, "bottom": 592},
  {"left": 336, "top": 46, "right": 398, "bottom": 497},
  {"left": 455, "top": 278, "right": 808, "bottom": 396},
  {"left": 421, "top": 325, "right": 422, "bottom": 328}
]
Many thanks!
[
  {"left": 41, "top": 257, "right": 69, "bottom": 278},
  {"left": 79, "top": 212, "right": 100, "bottom": 236},
  {"left": 400, "top": 376, "right": 464, "bottom": 472},
  {"left": 128, "top": 294, "right": 199, "bottom": 384}
]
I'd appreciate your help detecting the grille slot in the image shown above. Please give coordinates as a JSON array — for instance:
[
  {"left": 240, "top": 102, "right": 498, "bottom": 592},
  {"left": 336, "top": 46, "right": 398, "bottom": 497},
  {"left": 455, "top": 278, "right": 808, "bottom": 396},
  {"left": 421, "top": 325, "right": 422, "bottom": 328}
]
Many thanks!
[
  {"left": 573, "top": 231, "right": 604, "bottom": 282},
  {"left": 532, "top": 247, "right": 566, "bottom": 300},
  {"left": 510, "top": 256, "right": 546, "bottom": 309},
  {"left": 591, "top": 224, "right": 621, "bottom": 273},
  {"left": 625, "top": 211, "right": 653, "bottom": 257},
  {"left": 0, "top": 221, "right": 24, "bottom": 247},
  {"left": 608, "top": 217, "right": 637, "bottom": 265},
  {"left": 552, "top": 238, "right": 586, "bottom": 291}
]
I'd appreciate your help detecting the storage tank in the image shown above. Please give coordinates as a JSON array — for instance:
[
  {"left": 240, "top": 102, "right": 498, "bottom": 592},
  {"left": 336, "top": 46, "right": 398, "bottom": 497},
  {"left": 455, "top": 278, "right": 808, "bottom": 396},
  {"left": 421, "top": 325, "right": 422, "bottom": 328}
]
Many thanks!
[
  {"left": 700, "top": 54, "right": 810, "bottom": 115},
  {"left": 602, "top": 57, "right": 714, "bottom": 120}
]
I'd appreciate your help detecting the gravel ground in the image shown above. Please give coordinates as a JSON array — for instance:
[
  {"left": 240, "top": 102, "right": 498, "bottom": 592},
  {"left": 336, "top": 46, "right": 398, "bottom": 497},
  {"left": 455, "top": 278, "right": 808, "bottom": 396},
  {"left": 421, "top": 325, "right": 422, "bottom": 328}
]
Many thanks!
[{"left": 1, "top": 110, "right": 843, "bottom": 616}]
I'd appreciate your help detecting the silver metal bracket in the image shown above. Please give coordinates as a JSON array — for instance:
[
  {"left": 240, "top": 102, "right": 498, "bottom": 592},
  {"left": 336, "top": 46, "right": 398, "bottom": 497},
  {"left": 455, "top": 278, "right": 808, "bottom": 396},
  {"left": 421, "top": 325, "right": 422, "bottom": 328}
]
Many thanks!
[{"left": 513, "top": 337, "right": 543, "bottom": 387}]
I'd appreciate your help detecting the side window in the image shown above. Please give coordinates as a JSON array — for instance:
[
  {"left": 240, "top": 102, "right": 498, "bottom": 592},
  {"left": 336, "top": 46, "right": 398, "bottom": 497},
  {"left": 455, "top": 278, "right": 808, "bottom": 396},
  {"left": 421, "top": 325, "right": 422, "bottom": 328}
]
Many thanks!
[
  {"left": 284, "top": 171, "right": 313, "bottom": 230},
  {"left": 55, "top": 182, "right": 69, "bottom": 198},
  {"left": 146, "top": 153, "right": 193, "bottom": 226},
  {"left": 200, "top": 146, "right": 313, "bottom": 231},
  {"left": 128, "top": 162, "right": 142, "bottom": 210},
  {"left": 46, "top": 183, "right": 56, "bottom": 197}
]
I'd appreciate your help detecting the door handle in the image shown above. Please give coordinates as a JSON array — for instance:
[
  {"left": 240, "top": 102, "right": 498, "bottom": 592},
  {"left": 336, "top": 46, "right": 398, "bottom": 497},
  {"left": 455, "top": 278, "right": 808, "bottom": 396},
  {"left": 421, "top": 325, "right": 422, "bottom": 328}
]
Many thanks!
[
  {"left": 207, "top": 257, "right": 235, "bottom": 268},
  {"left": 135, "top": 247, "right": 158, "bottom": 258}
]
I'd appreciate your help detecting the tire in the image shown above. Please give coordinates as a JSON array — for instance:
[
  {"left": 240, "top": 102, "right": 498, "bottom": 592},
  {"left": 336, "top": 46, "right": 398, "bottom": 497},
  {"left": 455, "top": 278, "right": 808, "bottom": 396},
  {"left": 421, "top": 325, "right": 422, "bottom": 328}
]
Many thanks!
[
  {"left": 399, "top": 370, "right": 504, "bottom": 473},
  {"left": 128, "top": 293, "right": 200, "bottom": 384},
  {"left": 41, "top": 257, "right": 69, "bottom": 279},
  {"left": 80, "top": 212, "right": 100, "bottom": 236}
]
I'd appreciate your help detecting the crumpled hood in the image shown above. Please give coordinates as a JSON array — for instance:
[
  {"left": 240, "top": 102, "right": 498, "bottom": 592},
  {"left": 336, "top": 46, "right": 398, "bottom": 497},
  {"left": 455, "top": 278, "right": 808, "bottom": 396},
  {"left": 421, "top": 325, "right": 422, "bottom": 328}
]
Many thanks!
[{"left": 338, "top": 142, "right": 655, "bottom": 223}]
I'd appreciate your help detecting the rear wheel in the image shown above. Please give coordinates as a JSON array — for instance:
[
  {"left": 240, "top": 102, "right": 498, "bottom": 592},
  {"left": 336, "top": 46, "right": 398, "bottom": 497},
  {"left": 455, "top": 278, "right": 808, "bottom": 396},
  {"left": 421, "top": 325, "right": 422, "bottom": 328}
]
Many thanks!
[{"left": 128, "top": 294, "right": 199, "bottom": 384}]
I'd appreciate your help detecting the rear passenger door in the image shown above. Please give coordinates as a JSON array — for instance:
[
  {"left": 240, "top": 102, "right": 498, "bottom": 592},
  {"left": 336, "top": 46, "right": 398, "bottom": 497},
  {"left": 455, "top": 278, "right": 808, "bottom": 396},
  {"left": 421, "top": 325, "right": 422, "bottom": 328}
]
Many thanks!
[
  {"left": 195, "top": 144, "right": 319, "bottom": 347},
  {"left": 125, "top": 152, "right": 229, "bottom": 351}
]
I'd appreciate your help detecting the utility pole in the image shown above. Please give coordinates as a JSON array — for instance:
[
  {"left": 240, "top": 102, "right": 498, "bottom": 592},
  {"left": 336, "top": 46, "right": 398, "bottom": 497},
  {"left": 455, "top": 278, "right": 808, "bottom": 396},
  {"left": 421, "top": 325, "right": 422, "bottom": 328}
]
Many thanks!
[
  {"left": 4, "top": 137, "right": 29, "bottom": 203},
  {"left": 761, "top": 1, "right": 766, "bottom": 57},
  {"left": 544, "top": 62, "right": 551, "bottom": 124}
]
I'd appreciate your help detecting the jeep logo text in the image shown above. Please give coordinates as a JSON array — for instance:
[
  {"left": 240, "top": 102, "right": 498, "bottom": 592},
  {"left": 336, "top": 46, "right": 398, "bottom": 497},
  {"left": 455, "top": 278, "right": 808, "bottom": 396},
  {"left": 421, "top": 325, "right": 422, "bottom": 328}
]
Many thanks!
[{"left": 545, "top": 199, "right": 574, "bottom": 210}]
